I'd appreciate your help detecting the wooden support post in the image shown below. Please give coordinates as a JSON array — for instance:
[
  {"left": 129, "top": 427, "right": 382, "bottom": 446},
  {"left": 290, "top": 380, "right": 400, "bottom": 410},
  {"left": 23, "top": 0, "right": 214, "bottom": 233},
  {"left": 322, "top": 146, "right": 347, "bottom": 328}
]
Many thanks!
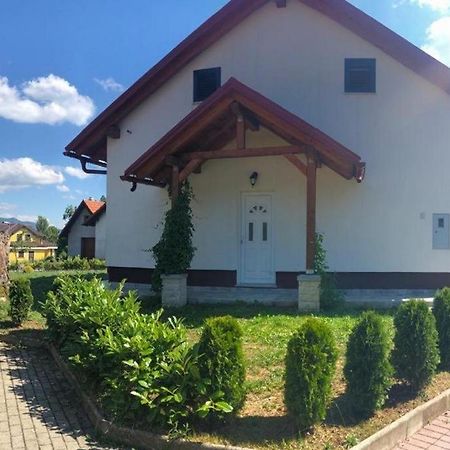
[
  {"left": 306, "top": 153, "right": 317, "bottom": 273},
  {"left": 171, "top": 165, "right": 180, "bottom": 207}
]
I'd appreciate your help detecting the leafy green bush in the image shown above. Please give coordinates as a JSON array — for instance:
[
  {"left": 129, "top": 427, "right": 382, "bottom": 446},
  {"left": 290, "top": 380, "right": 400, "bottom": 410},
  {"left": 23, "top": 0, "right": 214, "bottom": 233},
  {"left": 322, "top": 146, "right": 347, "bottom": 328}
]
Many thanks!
[
  {"left": 284, "top": 318, "right": 338, "bottom": 432},
  {"left": 9, "top": 278, "right": 34, "bottom": 326},
  {"left": 152, "top": 183, "right": 195, "bottom": 291},
  {"left": 392, "top": 300, "right": 440, "bottom": 391},
  {"left": 88, "top": 258, "right": 106, "bottom": 270},
  {"left": 23, "top": 264, "right": 34, "bottom": 274},
  {"left": 344, "top": 311, "right": 393, "bottom": 416},
  {"left": 8, "top": 262, "right": 20, "bottom": 271},
  {"left": 42, "top": 276, "right": 231, "bottom": 435},
  {"left": 433, "top": 288, "right": 450, "bottom": 370},
  {"left": 198, "top": 316, "right": 245, "bottom": 419},
  {"left": 62, "top": 256, "right": 90, "bottom": 271}
]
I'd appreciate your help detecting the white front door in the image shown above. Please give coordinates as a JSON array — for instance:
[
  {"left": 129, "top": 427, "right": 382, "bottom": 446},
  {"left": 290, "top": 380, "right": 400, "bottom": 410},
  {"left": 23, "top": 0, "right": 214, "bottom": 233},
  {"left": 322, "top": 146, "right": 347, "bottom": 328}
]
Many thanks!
[{"left": 240, "top": 193, "right": 275, "bottom": 285}]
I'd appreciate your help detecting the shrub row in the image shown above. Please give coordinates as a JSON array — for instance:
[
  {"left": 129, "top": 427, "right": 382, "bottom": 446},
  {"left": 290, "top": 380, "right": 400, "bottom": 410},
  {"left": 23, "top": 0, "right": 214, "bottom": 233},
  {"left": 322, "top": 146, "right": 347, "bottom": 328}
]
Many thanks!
[
  {"left": 42, "top": 278, "right": 450, "bottom": 436},
  {"left": 9, "top": 256, "right": 106, "bottom": 272},
  {"left": 42, "top": 276, "right": 245, "bottom": 435},
  {"left": 285, "top": 299, "right": 444, "bottom": 432}
]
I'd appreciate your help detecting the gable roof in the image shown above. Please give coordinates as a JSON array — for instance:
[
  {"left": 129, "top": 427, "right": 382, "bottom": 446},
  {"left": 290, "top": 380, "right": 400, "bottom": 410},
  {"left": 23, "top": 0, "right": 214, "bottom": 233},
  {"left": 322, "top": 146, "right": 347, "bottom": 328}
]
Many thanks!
[
  {"left": 122, "top": 78, "right": 365, "bottom": 183},
  {"left": 0, "top": 223, "right": 38, "bottom": 237},
  {"left": 64, "top": 0, "right": 450, "bottom": 167},
  {"left": 84, "top": 199, "right": 105, "bottom": 215},
  {"left": 84, "top": 203, "right": 106, "bottom": 227},
  {"left": 60, "top": 199, "right": 105, "bottom": 238}
]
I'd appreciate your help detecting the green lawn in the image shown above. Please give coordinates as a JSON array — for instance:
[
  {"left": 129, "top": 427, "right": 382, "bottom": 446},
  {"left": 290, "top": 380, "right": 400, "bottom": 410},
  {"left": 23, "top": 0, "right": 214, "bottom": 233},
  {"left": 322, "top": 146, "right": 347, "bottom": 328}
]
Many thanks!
[
  {"left": 142, "top": 303, "right": 450, "bottom": 450},
  {"left": 2, "top": 279, "right": 449, "bottom": 449}
]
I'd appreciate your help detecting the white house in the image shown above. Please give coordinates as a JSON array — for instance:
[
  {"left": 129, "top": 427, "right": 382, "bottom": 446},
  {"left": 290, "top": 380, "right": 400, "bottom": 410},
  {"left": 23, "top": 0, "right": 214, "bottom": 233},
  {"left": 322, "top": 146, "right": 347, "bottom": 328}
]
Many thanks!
[
  {"left": 64, "top": 0, "right": 450, "bottom": 303},
  {"left": 60, "top": 199, "right": 106, "bottom": 259}
]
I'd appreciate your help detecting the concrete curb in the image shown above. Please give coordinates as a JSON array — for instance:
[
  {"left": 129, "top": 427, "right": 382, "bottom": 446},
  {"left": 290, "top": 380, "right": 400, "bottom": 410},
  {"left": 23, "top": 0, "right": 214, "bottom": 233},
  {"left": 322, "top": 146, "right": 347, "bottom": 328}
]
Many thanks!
[
  {"left": 46, "top": 343, "right": 252, "bottom": 450},
  {"left": 352, "top": 387, "right": 450, "bottom": 450}
]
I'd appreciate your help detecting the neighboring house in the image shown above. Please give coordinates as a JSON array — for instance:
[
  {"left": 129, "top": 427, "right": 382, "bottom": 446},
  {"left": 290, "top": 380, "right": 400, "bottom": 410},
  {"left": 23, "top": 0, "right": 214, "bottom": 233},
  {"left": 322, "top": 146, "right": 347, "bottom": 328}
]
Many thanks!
[
  {"left": 0, "top": 223, "right": 57, "bottom": 263},
  {"left": 84, "top": 203, "right": 107, "bottom": 259},
  {"left": 64, "top": 0, "right": 450, "bottom": 296},
  {"left": 60, "top": 199, "right": 106, "bottom": 259}
]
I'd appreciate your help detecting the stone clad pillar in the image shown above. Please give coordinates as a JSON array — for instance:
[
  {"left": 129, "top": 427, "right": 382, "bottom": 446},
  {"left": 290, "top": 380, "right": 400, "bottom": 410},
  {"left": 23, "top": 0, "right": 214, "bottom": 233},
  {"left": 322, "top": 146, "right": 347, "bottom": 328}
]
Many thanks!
[
  {"left": 161, "top": 274, "right": 188, "bottom": 308},
  {"left": 298, "top": 274, "right": 321, "bottom": 312}
]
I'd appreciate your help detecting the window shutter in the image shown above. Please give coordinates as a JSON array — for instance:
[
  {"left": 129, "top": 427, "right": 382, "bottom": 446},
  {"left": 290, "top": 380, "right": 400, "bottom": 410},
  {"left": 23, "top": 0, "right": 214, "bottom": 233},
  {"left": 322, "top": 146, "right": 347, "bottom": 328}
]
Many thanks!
[
  {"left": 345, "top": 59, "right": 376, "bottom": 93},
  {"left": 193, "top": 68, "right": 221, "bottom": 102}
]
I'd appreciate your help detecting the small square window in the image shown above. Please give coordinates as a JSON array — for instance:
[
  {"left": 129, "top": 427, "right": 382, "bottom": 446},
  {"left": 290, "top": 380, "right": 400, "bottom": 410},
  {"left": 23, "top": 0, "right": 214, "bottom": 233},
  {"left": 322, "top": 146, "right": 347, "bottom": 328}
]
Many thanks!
[
  {"left": 345, "top": 59, "right": 376, "bottom": 93},
  {"left": 193, "top": 68, "right": 221, "bottom": 102},
  {"left": 18, "top": 251, "right": 24, "bottom": 258}
]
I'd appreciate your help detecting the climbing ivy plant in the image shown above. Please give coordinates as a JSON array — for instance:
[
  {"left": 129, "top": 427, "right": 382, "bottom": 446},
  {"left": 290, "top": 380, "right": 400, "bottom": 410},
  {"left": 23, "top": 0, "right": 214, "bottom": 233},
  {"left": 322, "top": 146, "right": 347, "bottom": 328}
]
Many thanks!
[{"left": 152, "top": 182, "right": 196, "bottom": 291}]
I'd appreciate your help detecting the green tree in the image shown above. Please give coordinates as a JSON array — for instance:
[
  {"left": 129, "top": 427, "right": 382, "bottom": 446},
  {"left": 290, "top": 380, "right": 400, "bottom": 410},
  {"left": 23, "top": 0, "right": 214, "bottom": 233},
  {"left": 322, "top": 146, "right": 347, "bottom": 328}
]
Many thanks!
[
  {"left": 63, "top": 205, "right": 76, "bottom": 221},
  {"left": 45, "top": 225, "right": 59, "bottom": 244},
  {"left": 100, "top": 195, "right": 107, "bottom": 202},
  {"left": 36, "top": 216, "right": 50, "bottom": 235},
  {"left": 36, "top": 216, "right": 59, "bottom": 243}
]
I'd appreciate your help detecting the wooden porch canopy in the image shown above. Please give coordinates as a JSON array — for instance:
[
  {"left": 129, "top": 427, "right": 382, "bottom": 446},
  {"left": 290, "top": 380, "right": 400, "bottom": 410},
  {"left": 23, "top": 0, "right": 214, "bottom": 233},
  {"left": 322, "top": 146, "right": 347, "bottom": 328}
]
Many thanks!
[
  {"left": 122, "top": 77, "right": 366, "bottom": 271},
  {"left": 122, "top": 78, "right": 365, "bottom": 185}
]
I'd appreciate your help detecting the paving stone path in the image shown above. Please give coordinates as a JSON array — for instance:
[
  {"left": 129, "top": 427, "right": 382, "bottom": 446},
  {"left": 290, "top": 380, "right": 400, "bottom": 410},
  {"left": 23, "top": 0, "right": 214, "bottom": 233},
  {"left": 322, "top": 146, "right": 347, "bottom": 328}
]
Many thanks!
[
  {"left": 395, "top": 411, "right": 450, "bottom": 449},
  {"left": 0, "top": 340, "right": 118, "bottom": 449}
]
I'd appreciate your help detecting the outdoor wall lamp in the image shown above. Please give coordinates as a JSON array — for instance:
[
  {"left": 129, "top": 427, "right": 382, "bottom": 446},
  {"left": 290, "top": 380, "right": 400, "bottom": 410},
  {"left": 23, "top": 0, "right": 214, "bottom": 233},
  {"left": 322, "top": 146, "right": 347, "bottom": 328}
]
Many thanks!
[{"left": 250, "top": 172, "right": 258, "bottom": 187}]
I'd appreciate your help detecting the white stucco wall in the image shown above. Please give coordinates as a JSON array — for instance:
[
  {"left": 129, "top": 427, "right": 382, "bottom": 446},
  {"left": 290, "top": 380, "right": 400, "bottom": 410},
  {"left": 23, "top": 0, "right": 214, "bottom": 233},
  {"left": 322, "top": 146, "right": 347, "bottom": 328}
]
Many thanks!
[
  {"left": 105, "top": 0, "right": 450, "bottom": 275},
  {"left": 94, "top": 213, "right": 106, "bottom": 260},
  {"left": 67, "top": 208, "right": 96, "bottom": 257}
]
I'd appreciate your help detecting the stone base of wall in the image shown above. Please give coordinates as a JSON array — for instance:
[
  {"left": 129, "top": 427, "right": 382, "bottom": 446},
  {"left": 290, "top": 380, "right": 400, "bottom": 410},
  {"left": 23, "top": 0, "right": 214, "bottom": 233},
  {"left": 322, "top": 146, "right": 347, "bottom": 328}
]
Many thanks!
[
  {"left": 161, "top": 274, "right": 188, "bottom": 308},
  {"left": 298, "top": 274, "right": 321, "bottom": 312},
  {"left": 188, "top": 286, "right": 297, "bottom": 306}
]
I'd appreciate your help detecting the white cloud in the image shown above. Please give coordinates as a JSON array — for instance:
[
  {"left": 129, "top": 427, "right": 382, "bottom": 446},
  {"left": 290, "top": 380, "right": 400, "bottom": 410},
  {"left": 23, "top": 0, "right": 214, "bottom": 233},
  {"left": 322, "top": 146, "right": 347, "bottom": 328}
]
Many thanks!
[
  {"left": 0, "top": 157, "right": 64, "bottom": 193},
  {"left": 409, "top": 0, "right": 450, "bottom": 12},
  {"left": 0, "top": 202, "right": 16, "bottom": 215},
  {"left": 94, "top": 77, "right": 124, "bottom": 92},
  {"left": 0, "top": 74, "right": 95, "bottom": 126},
  {"left": 57, "top": 184, "right": 70, "bottom": 192},
  {"left": 64, "top": 166, "right": 90, "bottom": 180},
  {"left": 421, "top": 17, "right": 450, "bottom": 66}
]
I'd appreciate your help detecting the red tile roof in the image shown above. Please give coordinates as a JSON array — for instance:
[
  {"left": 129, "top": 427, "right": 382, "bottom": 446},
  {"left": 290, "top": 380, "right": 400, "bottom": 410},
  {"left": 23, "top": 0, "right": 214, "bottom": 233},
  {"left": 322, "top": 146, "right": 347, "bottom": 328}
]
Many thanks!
[
  {"left": 83, "top": 199, "right": 105, "bottom": 215},
  {"left": 59, "top": 199, "right": 105, "bottom": 238}
]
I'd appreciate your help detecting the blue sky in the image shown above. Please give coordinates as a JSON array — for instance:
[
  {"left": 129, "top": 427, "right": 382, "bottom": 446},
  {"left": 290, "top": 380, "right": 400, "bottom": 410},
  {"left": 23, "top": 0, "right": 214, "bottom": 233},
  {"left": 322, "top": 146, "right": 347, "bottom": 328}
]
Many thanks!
[{"left": 0, "top": 0, "right": 449, "bottom": 228}]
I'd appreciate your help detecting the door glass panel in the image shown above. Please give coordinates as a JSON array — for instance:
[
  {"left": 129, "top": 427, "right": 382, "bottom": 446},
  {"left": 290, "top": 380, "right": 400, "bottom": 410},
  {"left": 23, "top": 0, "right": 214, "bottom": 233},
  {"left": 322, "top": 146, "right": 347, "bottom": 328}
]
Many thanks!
[
  {"left": 249, "top": 222, "right": 254, "bottom": 242},
  {"left": 262, "top": 222, "right": 268, "bottom": 241}
]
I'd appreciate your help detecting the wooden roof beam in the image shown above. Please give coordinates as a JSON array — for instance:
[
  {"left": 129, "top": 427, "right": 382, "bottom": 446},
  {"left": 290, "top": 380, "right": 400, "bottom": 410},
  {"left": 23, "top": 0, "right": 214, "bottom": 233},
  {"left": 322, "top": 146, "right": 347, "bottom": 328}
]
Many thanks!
[{"left": 182, "top": 145, "right": 304, "bottom": 161}]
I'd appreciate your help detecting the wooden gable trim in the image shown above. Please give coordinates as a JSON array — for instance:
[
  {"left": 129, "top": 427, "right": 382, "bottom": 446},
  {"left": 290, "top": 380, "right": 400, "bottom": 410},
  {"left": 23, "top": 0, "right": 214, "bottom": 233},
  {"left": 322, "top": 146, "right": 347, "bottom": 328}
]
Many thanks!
[{"left": 121, "top": 78, "right": 365, "bottom": 186}]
